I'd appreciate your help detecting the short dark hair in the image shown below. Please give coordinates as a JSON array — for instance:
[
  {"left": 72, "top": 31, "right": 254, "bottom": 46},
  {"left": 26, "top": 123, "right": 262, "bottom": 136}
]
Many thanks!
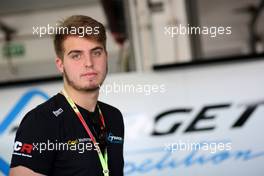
[{"left": 54, "top": 15, "right": 106, "bottom": 59}]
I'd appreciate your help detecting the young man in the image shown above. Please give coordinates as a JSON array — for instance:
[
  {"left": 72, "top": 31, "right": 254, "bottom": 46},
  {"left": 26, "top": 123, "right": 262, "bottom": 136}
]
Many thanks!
[{"left": 9, "top": 15, "right": 124, "bottom": 176}]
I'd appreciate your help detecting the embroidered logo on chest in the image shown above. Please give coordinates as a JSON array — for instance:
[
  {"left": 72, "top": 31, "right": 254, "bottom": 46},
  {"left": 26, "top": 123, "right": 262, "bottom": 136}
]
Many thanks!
[
  {"left": 53, "top": 108, "right": 63, "bottom": 117},
  {"left": 107, "top": 133, "right": 123, "bottom": 144}
]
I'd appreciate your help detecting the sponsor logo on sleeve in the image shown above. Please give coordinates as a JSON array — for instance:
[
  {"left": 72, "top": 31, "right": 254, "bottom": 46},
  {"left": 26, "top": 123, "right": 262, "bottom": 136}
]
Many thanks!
[{"left": 12, "top": 141, "right": 33, "bottom": 158}]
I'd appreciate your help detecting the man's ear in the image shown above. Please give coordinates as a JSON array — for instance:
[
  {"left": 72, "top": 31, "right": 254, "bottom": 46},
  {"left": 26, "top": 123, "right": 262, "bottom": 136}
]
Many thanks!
[{"left": 55, "top": 57, "right": 64, "bottom": 73}]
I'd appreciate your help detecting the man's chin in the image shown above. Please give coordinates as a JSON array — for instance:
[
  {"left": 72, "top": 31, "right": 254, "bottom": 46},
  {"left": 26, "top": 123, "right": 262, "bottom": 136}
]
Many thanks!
[{"left": 82, "top": 85, "right": 100, "bottom": 92}]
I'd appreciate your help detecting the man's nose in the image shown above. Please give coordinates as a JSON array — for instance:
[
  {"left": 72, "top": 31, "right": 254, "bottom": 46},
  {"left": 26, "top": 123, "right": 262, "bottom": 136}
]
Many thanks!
[{"left": 83, "top": 55, "right": 93, "bottom": 67}]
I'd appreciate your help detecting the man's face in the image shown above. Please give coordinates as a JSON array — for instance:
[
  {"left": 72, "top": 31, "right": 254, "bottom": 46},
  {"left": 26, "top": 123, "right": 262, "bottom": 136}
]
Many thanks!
[{"left": 56, "top": 36, "right": 107, "bottom": 91}]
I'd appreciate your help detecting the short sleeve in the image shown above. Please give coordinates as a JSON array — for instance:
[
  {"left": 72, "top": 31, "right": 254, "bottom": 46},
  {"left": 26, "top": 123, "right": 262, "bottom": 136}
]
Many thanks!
[{"left": 10, "top": 109, "right": 57, "bottom": 175}]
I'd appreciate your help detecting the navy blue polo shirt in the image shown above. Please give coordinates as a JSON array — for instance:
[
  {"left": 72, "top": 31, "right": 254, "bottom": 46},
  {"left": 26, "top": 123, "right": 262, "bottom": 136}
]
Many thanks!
[{"left": 10, "top": 93, "right": 124, "bottom": 176}]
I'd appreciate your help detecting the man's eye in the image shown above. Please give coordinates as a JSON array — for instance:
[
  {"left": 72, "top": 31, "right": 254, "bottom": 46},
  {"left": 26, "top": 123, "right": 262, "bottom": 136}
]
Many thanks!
[
  {"left": 92, "top": 50, "right": 102, "bottom": 57},
  {"left": 71, "top": 54, "right": 81, "bottom": 59}
]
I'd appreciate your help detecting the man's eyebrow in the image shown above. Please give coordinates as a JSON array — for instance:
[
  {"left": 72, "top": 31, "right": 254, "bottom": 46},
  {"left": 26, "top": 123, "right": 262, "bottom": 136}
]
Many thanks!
[
  {"left": 67, "top": 50, "right": 82, "bottom": 56},
  {"left": 91, "top": 46, "right": 104, "bottom": 51}
]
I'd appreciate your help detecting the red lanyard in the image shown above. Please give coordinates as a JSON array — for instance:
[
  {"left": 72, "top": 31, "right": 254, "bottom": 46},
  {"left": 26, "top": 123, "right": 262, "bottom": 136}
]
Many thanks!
[{"left": 61, "top": 89, "right": 109, "bottom": 176}]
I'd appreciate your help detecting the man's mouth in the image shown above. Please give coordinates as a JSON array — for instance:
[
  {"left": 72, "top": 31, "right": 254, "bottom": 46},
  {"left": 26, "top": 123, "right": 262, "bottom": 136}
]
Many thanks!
[{"left": 81, "top": 72, "right": 98, "bottom": 78}]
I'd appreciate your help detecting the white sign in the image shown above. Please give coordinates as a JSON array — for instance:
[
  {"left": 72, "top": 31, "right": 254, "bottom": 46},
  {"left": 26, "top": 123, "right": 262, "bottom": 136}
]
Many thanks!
[{"left": 0, "top": 59, "right": 264, "bottom": 175}]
